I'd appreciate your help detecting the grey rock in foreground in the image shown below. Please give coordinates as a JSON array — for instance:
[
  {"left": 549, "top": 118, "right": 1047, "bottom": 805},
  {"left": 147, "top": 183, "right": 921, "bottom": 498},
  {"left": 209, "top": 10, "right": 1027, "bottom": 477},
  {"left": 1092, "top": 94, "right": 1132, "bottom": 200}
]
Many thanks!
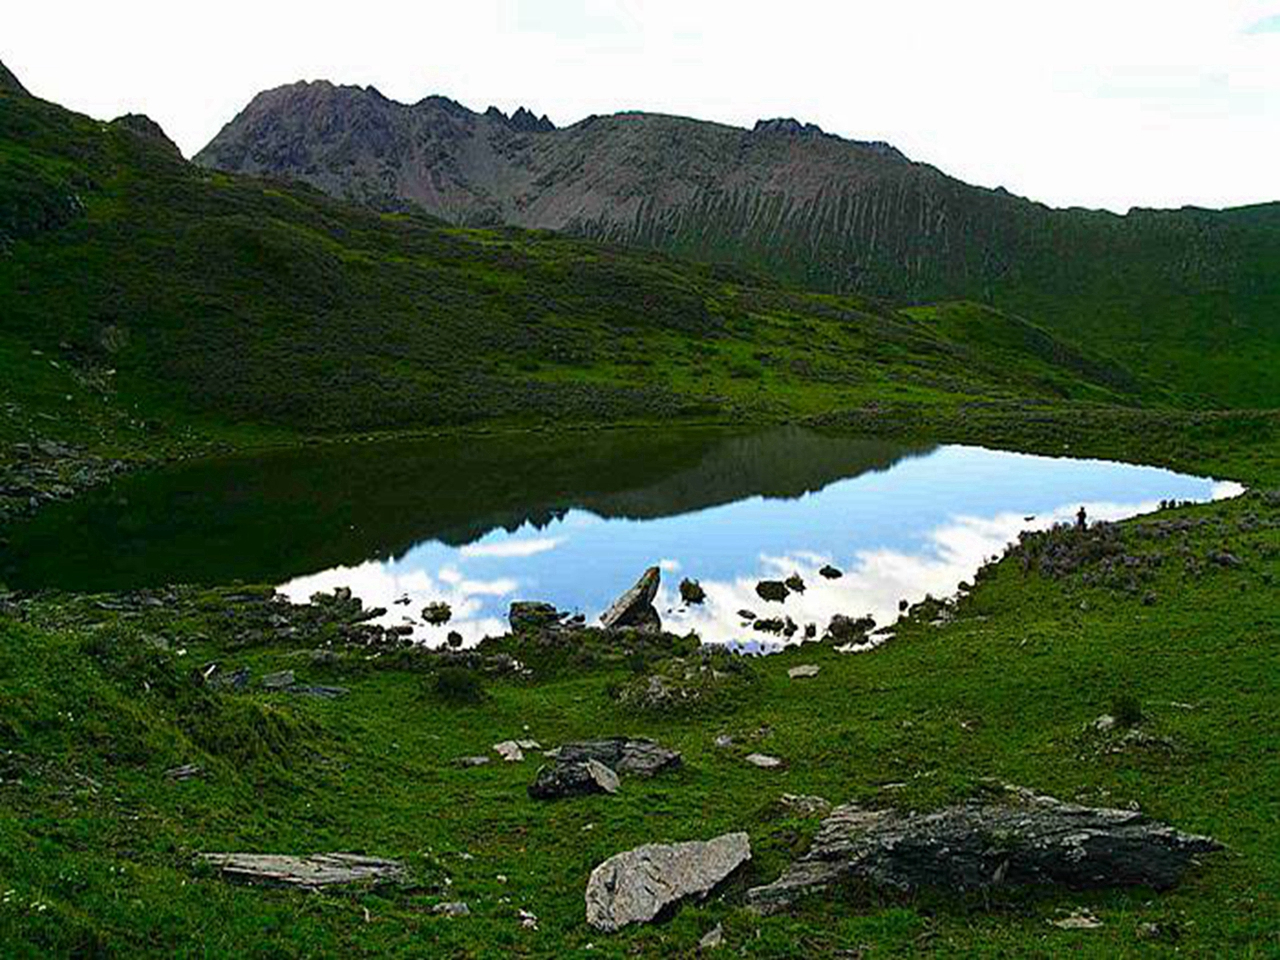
[
  {"left": 600, "top": 567, "right": 662, "bottom": 632},
  {"left": 200, "top": 853, "right": 407, "bottom": 889},
  {"left": 746, "top": 794, "right": 1220, "bottom": 914},
  {"left": 586, "top": 833, "right": 751, "bottom": 932}
]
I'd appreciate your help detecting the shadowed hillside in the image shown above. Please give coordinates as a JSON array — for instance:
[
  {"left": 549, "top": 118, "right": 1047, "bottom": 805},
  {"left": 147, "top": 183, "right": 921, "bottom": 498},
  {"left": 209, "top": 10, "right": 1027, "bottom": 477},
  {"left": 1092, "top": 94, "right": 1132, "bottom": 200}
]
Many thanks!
[{"left": 197, "top": 81, "right": 1280, "bottom": 407}]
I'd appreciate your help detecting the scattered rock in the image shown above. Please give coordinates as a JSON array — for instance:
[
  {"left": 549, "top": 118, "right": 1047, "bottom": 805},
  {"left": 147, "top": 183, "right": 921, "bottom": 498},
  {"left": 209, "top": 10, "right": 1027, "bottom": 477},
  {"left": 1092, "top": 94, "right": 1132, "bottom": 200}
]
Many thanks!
[
  {"left": 787, "top": 664, "right": 820, "bottom": 679},
  {"left": 556, "top": 738, "right": 683, "bottom": 777},
  {"left": 164, "top": 763, "right": 204, "bottom": 782},
  {"left": 289, "top": 684, "right": 349, "bottom": 699},
  {"left": 509, "top": 601, "right": 568, "bottom": 633},
  {"left": 755, "top": 580, "right": 789, "bottom": 603},
  {"left": 819, "top": 565, "right": 843, "bottom": 579},
  {"left": 260, "top": 670, "right": 295, "bottom": 690},
  {"left": 200, "top": 853, "right": 407, "bottom": 889},
  {"left": 746, "top": 793, "right": 1220, "bottom": 913},
  {"left": 455, "top": 755, "right": 491, "bottom": 768},
  {"left": 493, "top": 741, "right": 525, "bottom": 762},
  {"left": 714, "top": 735, "right": 734, "bottom": 749},
  {"left": 1091, "top": 714, "right": 1117, "bottom": 733},
  {"left": 433, "top": 901, "right": 470, "bottom": 917},
  {"left": 745, "top": 753, "right": 784, "bottom": 769},
  {"left": 421, "top": 602, "right": 452, "bottom": 625},
  {"left": 699, "top": 922, "right": 725, "bottom": 949},
  {"left": 585, "top": 833, "right": 752, "bottom": 932},
  {"left": 1052, "top": 910, "right": 1103, "bottom": 930},
  {"left": 778, "top": 794, "right": 832, "bottom": 818},
  {"left": 600, "top": 567, "right": 662, "bottom": 632},
  {"left": 826, "top": 614, "right": 875, "bottom": 642},
  {"left": 679, "top": 579, "right": 707, "bottom": 605},
  {"left": 528, "top": 758, "right": 620, "bottom": 799}
]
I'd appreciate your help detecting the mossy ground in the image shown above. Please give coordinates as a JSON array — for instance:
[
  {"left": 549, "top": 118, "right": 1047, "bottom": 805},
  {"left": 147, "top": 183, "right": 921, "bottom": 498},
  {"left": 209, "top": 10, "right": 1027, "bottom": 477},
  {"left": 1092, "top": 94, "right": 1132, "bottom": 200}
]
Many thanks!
[{"left": 1, "top": 414, "right": 1277, "bottom": 958}]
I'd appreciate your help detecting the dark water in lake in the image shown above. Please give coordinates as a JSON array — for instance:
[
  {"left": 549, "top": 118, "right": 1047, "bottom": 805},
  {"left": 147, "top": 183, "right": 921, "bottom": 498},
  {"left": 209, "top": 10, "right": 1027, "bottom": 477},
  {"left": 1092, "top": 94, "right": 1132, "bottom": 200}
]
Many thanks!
[{"left": 2, "top": 427, "right": 1239, "bottom": 647}]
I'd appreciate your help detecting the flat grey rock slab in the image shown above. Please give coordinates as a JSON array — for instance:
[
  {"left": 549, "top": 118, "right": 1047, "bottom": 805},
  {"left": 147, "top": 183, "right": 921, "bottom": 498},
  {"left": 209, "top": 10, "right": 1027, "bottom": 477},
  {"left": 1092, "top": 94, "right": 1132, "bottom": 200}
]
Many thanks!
[
  {"left": 787, "top": 664, "right": 820, "bottom": 679},
  {"left": 586, "top": 832, "right": 751, "bottom": 932},
  {"left": 200, "top": 853, "right": 407, "bottom": 889},
  {"left": 745, "top": 753, "right": 784, "bottom": 769},
  {"left": 746, "top": 793, "right": 1220, "bottom": 913}
]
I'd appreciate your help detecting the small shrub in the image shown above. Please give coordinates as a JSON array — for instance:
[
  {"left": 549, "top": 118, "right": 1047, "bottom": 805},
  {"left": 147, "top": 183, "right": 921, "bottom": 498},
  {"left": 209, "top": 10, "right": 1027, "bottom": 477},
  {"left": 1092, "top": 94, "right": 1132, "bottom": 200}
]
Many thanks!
[
  {"left": 429, "top": 667, "right": 485, "bottom": 705},
  {"left": 1112, "top": 693, "right": 1144, "bottom": 728}
]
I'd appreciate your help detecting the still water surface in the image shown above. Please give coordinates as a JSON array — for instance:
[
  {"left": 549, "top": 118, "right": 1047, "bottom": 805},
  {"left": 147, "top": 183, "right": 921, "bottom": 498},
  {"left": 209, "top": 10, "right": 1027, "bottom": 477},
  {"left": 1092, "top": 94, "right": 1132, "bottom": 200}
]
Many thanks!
[{"left": 3, "top": 428, "right": 1239, "bottom": 647}]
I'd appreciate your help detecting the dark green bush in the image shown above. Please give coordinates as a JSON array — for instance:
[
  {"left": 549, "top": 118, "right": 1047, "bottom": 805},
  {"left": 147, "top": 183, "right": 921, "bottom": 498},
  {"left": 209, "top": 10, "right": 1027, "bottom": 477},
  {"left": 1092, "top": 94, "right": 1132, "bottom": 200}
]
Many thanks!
[{"left": 429, "top": 667, "right": 485, "bottom": 705}]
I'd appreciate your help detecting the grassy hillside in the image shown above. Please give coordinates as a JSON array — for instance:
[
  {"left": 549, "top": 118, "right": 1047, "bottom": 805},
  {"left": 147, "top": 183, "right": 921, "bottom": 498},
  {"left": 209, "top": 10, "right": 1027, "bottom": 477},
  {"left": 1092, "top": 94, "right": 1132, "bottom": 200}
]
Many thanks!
[
  {"left": 0, "top": 413, "right": 1276, "bottom": 957},
  {"left": 0, "top": 74, "right": 1154, "bottom": 472},
  {"left": 196, "top": 82, "right": 1280, "bottom": 408}
]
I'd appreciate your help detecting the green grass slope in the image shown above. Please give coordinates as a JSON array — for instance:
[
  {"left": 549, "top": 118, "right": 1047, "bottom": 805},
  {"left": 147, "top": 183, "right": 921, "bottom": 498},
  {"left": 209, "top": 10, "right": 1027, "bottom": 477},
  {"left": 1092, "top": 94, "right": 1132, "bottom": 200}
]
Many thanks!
[
  {"left": 2, "top": 74, "right": 1146, "bottom": 464},
  {"left": 1, "top": 422, "right": 1277, "bottom": 957}
]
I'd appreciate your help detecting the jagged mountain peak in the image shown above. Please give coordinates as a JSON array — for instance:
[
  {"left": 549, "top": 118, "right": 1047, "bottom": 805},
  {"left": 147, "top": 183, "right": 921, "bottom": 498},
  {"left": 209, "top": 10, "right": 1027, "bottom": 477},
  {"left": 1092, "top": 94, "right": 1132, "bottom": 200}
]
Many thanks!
[{"left": 753, "top": 117, "right": 826, "bottom": 136}]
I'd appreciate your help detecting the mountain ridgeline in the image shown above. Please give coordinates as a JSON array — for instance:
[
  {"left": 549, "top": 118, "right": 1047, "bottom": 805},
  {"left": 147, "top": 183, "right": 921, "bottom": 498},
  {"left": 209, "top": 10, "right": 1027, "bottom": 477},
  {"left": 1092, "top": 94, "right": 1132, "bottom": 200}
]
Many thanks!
[
  {"left": 198, "top": 81, "right": 1280, "bottom": 407},
  {"left": 0, "top": 61, "right": 1139, "bottom": 459}
]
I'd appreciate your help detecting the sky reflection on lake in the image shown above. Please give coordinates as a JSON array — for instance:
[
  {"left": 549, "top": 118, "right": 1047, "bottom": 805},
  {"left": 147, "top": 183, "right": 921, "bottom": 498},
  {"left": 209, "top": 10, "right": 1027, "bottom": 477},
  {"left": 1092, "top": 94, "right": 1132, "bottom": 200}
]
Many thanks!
[{"left": 280, "top": 444, "right": 1241, "bottom": 648}]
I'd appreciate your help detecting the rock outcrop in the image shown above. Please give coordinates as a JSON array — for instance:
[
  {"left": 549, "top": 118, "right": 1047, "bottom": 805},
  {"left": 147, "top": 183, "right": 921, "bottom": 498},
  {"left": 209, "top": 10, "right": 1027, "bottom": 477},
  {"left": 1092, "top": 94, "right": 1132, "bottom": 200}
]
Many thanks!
[
  {"left": 585, "top": 833, "right": 751, "bottom": 931},
  {"left": 111, "top": 114, "right": 184, "bottom": 158},
  {"left": 746, "top": 793, "right": 1221, "bottom": 914}
]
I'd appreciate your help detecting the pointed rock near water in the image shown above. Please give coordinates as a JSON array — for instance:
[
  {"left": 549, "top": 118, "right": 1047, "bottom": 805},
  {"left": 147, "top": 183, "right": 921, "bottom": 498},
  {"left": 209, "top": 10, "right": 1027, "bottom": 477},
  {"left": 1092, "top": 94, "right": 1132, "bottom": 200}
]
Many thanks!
[
  {"left": 585, "top": 833, "right": 752, "bottom": 931},
  {"left": 746, "top": 793, "right": 1221, "bottom": 914},
  {"left": 599, "top": 567, "right": 662, "bottom": 632}
]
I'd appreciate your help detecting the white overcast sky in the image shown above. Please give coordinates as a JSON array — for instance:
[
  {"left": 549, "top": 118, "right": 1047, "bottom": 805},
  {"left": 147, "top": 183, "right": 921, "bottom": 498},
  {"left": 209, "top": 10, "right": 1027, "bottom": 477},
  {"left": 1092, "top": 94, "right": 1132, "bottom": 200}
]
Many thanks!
[{"left": 5, "top": 1, "right": 1278, "bottom": 212}]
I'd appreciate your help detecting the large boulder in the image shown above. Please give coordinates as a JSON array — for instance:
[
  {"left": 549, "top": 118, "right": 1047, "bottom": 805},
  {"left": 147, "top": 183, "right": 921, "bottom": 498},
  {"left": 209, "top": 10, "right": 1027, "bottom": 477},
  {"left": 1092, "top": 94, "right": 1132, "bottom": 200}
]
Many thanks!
[
  {"left": 599, "top": 567, "right": 661, "bottom": 632},
  {"left": 528, "top": 758, "right": 619, "bottom": 799},
  {"left": 746, "top": 792, "right": 1221, "bottom": 914},
  {"left": 529, "top": 739, "right": 681, "bottom": 800},
  {"left": 585, "top": 833, "right": 752, "bottom": 931},
  {"left": 557, "top": 738, "right": 682, "bottom": 777}
]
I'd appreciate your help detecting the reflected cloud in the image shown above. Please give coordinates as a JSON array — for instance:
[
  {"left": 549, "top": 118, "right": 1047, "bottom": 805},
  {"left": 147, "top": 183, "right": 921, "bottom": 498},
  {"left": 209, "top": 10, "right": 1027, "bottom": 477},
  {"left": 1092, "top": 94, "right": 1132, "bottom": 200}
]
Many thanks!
[
  {"left": 281, "top": 561, "right": 514, "bottom": 647},
  {"left": 660, "top": 497, "right": 1174, "bottom": 650},
  {"left": 460, "top": 536, "right": 565, "bottom": 559}
]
